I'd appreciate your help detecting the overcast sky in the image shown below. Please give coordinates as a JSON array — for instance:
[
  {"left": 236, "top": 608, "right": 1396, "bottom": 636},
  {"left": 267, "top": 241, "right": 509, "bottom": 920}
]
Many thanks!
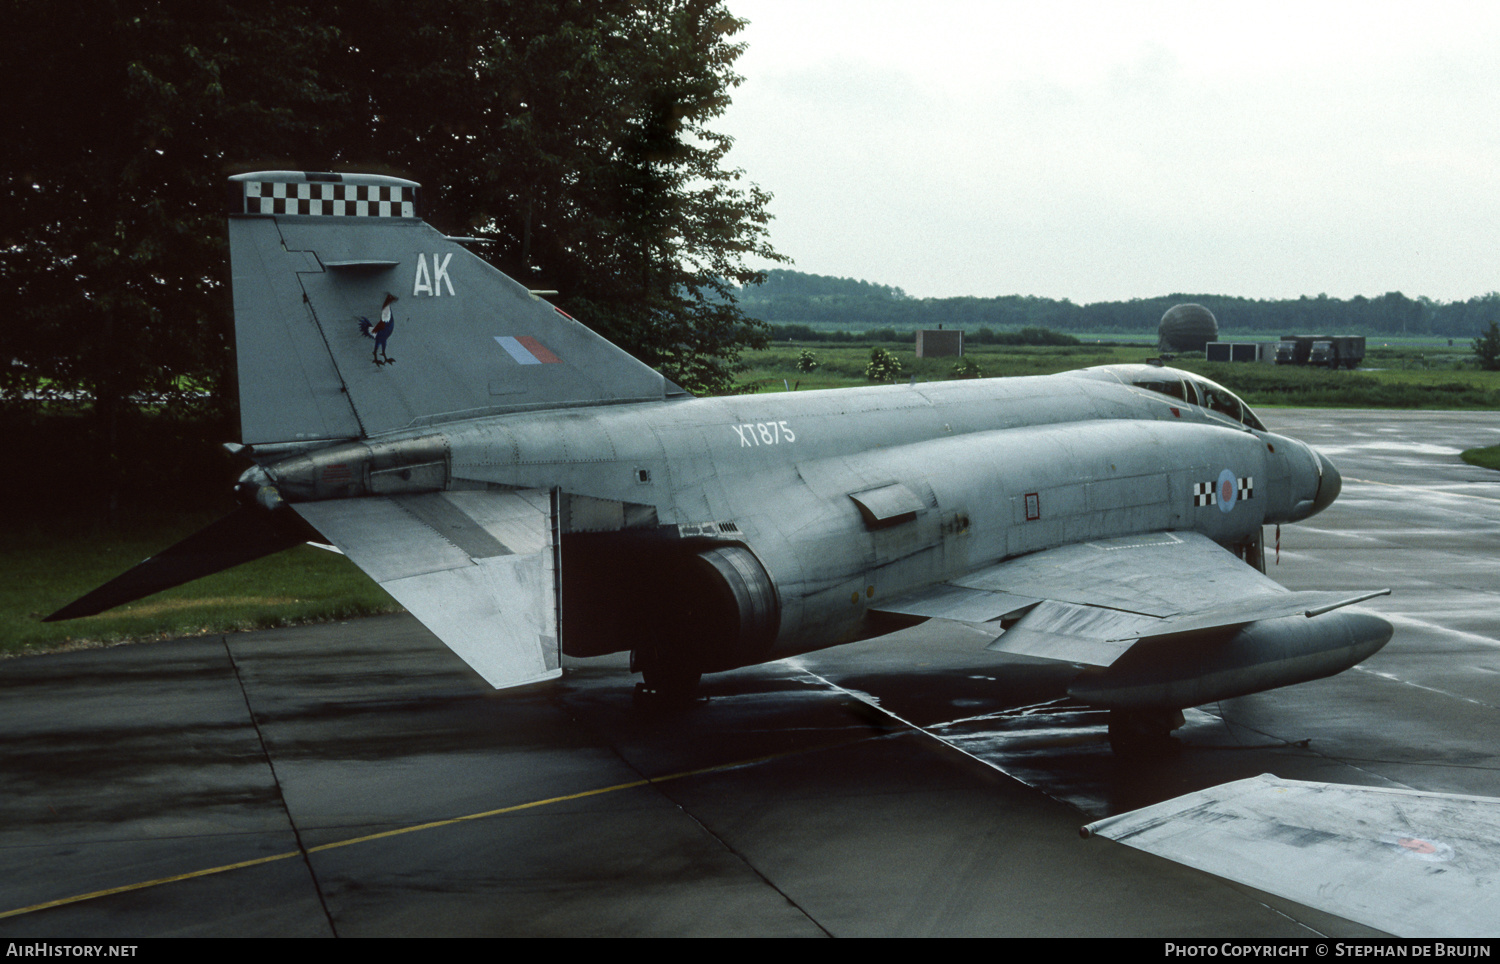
[{"left": 716, "top": 1, "right": 1500, "bottom": 303}]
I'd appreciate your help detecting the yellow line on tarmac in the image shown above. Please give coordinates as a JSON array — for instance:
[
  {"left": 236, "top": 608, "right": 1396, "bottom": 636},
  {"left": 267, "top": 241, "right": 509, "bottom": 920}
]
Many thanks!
[
  {"left": 0, "top": 747, "right": 818, "bottom": 921},
  {"left": 0, "top": 852, "right": 305, "bottom": 920}
]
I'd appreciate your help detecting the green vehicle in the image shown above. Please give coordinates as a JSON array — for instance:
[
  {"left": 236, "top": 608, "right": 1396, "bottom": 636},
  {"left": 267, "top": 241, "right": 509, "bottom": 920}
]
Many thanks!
[{"left": 1276, "top": 334, "right": 1364, "bottom": 369}]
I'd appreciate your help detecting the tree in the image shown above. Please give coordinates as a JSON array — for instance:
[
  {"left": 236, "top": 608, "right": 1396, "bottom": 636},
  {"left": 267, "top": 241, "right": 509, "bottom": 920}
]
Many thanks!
[
  {"left": 1475, "top": 322, "right": 1500, "bottom": 371},
  {"left": 951, "top": 356, "right": 983, "bottom": 378},
  {"left": 865, "top": 347, "right": 902, "bottom": 383},
  {"left": 3, "top": 4, "right": 345, "bottom": 407},
  {"left": 3, "top": 1, "right": 347, "bottom": 515},
  {"left": 320, "top": 0, "right": 783, "bottom": 394},
  {"left": 3, "top": 0, "right": 783, "bottom": 505}
]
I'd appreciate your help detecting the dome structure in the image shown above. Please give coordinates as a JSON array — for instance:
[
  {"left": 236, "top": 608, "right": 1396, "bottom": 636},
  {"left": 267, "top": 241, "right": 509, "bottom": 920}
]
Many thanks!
[{"left": 1158, "top": 303, "right": 1219, "bottom": 353}]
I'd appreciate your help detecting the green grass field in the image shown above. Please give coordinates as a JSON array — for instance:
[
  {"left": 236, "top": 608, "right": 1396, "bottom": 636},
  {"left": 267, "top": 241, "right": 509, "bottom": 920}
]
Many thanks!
[
  {"left": 739, "top": 342, "right": 1145, "bottom": 392},
  {"left": 737, "top": 342, "right": 1500, "bottom": 408},
  {"left": 2, "top": 512, "right": 399, "bottom": 656},
  {"left": 1461, "top": 445, "right": 1500, "bottom": 471}
]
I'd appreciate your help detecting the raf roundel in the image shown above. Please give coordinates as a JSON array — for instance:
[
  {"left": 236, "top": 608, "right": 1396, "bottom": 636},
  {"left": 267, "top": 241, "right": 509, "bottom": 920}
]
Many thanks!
[{"left": 1217, "top": 468, "right": 1237, "bottom": 513}]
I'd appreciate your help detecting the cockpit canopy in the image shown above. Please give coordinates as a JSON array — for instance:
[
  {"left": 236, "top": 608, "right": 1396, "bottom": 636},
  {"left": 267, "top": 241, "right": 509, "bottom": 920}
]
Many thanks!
[{"left": 1076, "top": 364, "right": 1267, "bottom": 432}]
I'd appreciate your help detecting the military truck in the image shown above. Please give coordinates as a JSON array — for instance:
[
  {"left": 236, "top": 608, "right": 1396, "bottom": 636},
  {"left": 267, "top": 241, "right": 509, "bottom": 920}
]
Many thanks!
[
  {"left": 1275, "top": 335, "right": 1365, "bottom": 369},
  {"left": 1309, "top": 337, "right": 1365, "bottom": 369}
]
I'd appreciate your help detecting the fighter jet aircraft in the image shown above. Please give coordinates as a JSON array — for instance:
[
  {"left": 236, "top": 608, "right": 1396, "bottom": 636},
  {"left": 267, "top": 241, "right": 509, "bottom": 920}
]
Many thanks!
[{"left": 49, "top": 171, "right": 1392, "bottom": 751}]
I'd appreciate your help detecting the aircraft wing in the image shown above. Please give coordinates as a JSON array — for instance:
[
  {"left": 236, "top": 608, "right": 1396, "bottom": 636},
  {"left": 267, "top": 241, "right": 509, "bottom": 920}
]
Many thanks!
[
  {"left": 293, "top": 489, "right": 561, "bottom": 689},
  {"left": 1083, "top": 774, "right": 1500, "bottom": 938},
  {"left": 873, "top": 531, "right": 1387, "bottom": 667}
]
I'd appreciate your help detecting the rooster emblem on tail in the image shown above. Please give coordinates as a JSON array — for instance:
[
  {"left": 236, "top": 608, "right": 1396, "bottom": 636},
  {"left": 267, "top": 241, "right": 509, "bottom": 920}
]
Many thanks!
[{"left": 357, "top": 293, "right": 398, "bottom": 366}]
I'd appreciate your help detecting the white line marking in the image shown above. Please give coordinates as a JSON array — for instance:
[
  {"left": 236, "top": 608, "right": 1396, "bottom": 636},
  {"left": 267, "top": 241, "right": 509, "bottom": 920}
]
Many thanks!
[
  {"left": 1347, "top": 478, "right": 1500, "bottom": 504},
  {"left": 1384, "top": 611, "right": 1500, "bottom": 651},
  {"left": 1353, "top": 664, "right": 1497, "bottom": 711}
]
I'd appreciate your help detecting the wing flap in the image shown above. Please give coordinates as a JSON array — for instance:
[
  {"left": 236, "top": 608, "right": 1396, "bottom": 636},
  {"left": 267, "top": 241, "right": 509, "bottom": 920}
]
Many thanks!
[
  {"left": 986, "top": 600, "right": 1161, "bottom": 665},
  {"left": 293, "top": 489, "right": 560, "bottom": 689}
]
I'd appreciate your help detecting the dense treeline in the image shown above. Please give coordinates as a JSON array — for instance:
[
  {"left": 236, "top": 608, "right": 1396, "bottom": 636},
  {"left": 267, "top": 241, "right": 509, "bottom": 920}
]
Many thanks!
[
  {"left": 741, "top": 270, "right": 1500, "bottom": 338},
  {"left": 5, "top": 1, "right": 778, "bottom": 411},
  {"left": 769, "top": 323, "right": 1079, "bottom": 346},
  {"left": 4, "top": 1, "right": 780, "bottom": 516}
]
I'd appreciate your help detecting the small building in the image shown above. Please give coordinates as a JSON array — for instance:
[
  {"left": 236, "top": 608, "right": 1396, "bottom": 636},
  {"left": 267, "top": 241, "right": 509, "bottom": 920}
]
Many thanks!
[
  {"left": 916, "top": 329, "right": 963, "bottom": 358},
  {"left": 1206, "top": 342, "right": 1276, "bottom": 363}
]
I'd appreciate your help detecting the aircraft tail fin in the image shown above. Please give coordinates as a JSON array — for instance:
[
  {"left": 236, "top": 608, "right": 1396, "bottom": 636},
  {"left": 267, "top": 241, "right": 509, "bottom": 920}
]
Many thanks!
[{"left": 228, "top": 171, "right": 667, "bottom": 446}]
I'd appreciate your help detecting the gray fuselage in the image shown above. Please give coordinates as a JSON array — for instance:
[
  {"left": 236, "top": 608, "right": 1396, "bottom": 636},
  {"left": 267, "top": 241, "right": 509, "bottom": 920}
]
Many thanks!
[{"left": 256, "top": 366, "right": 1331, "bottom": 665}]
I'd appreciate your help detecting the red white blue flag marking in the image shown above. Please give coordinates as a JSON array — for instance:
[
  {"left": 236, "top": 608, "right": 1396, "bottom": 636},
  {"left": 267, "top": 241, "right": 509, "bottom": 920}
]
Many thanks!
[{"left": 495, "top": 335, "right": 561, "bottom": 365}]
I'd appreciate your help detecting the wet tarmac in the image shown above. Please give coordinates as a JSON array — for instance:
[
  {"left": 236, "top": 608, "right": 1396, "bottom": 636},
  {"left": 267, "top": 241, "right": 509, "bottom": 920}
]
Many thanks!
[{"left": 2, "top": 409, "right": 1498, "bottom": 937}]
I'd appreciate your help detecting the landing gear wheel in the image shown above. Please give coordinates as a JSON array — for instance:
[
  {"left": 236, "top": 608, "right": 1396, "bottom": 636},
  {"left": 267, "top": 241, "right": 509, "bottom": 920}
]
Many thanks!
[{"left": 1108, "top": 708, "right": 1186, "bottom": 756}]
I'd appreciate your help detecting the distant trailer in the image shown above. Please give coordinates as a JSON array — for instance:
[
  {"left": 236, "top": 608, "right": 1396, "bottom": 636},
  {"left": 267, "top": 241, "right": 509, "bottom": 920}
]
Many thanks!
[
  {"left": 916, "top": 329, "right": 963, "bottom": 358},
  {"left": 1205, "top": 342, "right": 1266, "bottom": 363}
]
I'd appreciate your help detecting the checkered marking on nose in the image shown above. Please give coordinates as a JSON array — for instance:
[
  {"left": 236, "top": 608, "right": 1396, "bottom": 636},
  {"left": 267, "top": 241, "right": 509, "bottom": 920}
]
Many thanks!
[{"left": 1193, "top": 476, "right": 1254, "bottom": 507}]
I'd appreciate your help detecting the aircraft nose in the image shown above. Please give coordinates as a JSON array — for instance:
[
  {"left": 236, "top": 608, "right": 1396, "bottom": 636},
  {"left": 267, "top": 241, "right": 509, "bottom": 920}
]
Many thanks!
[
  {"left": 1311, "top": 449, "right": 1342, "bottom": 516},
  {"left": 1278, "top": 439, "right": 1341, "bottom": 522}
]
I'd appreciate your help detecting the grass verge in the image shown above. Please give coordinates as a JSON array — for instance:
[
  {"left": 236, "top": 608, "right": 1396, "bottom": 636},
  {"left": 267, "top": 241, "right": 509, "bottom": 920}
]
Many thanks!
[
  {"left": 737, "top": 343, "right": 1500, "bottom": 408},
  {"left": 1, "top": 511, "right": 400, "bottom": 657},
  {"left": 1461, "top": 445, "right": 1500, "bottom": 471}
]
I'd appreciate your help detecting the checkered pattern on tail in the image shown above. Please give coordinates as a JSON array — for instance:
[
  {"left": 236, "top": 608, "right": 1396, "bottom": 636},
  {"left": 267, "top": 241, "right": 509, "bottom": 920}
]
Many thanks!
[
  {"left": 238, "top": 180, "right": 416, "bottom": 217},
  {"left": 1193, "top": 481, "right": 1216, "bottom": 506},
  {"left": 1238, "top": 476, "right": 1254, "bottom": 500}
]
